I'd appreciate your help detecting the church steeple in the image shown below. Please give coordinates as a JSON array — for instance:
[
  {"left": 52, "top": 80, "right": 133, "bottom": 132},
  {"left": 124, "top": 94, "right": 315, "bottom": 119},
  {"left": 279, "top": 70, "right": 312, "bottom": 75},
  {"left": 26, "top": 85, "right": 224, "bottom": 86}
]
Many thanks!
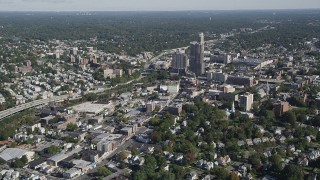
[
  {"left": 231, "top": 101, "right": 235, "bottom": 114},
  {"left": 266, "top": 81, "right": 270, "bottom": 96}
]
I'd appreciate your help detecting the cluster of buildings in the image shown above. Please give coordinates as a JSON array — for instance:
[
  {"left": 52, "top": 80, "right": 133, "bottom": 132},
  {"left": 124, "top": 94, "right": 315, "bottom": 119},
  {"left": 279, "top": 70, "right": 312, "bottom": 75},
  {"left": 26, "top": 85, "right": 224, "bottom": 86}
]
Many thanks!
[{"left": 0, "top": 23, "right": 319, "bottom": 179}]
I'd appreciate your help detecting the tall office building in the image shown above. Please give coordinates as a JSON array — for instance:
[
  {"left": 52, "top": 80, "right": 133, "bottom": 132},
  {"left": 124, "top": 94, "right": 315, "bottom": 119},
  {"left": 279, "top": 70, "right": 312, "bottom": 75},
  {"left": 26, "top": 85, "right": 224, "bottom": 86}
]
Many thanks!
[
  {"left": 171, "top": 50, "right": 189, "bottom": 71},
  {"left": 273, "top": 101, "right": 289, "bottom": 117},
  {"left": 240, "top": 92, "right": 254, "bottom": 112},
  {"left": 189, "top": 33, "right": 205, "bottom": 76}
]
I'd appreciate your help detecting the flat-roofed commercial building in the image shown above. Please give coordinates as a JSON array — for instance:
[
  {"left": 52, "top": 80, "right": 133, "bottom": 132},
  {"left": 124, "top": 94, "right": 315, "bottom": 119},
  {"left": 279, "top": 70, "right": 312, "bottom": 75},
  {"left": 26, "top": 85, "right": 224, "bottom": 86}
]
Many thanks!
[{"left": 72, "top": 102, "right": 112, "bottom": 115}]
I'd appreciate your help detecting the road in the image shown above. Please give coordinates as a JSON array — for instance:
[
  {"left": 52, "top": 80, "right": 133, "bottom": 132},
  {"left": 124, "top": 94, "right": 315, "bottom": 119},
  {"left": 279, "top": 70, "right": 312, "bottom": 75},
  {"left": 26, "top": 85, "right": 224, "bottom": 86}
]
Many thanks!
[{"left": 103, "top": 168, "right": 130, "bottom": 180}]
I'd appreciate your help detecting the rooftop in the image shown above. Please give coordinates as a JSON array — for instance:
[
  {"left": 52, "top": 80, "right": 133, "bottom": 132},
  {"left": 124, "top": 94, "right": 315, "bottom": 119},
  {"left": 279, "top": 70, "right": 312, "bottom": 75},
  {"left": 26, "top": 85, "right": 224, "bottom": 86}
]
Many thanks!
[
  {"left": 48, "top": 153, "right": 68, "bottom": 162},
  {"left": 71, "top": 102, "right": 110, "bottom": 114},
  {"left": 0, "top": 148, "right": 34, "bottom": 162}
]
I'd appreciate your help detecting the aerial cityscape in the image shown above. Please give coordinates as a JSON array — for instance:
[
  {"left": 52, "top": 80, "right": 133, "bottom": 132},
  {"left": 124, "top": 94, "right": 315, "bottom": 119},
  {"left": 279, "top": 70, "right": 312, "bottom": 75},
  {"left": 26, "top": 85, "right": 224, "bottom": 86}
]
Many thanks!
[{"left": 0, "top": 1, "right": 319, "bottom": 180}]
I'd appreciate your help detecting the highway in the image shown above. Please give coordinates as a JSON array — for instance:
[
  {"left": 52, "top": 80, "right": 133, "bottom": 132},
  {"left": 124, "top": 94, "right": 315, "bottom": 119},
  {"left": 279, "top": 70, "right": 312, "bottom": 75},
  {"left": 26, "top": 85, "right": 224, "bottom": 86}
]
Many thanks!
[
  {"left": 0, "top": 76, "right": 143, "bottom": 121},
  {"left": 0, "top": 94, "right": 72, "bottom": 120}
]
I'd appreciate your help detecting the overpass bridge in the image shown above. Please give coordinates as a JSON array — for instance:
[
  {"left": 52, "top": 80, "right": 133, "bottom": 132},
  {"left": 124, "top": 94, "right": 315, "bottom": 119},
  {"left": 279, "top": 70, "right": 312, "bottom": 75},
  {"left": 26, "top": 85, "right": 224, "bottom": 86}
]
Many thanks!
[{"left": 0, "top": 94, "right": 73, "bottom": 120}]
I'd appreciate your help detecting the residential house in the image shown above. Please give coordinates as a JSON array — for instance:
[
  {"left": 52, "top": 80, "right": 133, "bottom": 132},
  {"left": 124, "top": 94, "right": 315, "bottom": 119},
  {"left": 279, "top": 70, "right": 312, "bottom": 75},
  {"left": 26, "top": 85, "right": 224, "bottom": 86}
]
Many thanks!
[
  {"left": 128, "top": 155, "right": 145, "bottom": 166},
  {"left": 63, "top": 168, "right": 82, "bottom": 179}
]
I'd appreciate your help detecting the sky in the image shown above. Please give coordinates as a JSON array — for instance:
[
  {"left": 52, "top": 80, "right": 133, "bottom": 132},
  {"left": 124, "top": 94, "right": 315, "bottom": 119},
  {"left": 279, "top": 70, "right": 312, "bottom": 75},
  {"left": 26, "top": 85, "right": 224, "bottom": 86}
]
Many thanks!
[{"left": 0, "top": 0, "right": 319, "bottom": 11}]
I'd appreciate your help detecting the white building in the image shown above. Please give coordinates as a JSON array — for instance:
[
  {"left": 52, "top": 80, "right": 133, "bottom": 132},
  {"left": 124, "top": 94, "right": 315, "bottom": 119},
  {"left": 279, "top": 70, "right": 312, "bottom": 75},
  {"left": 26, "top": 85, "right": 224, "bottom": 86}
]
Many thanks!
[
  {"left": 0, "top": 148, "right": 35, "bottom": 162},
  {"left": 63, "top": 168, "right": 82, "bottom": 179},
  {"left": 166, "top": 81, "right": 180, "bottom": 94},
  {"left": 240, "top": 92, "right": 254, "bottom": 111},
  {"left": 97, "top": 140, "right": 113, "bottom": 153}
]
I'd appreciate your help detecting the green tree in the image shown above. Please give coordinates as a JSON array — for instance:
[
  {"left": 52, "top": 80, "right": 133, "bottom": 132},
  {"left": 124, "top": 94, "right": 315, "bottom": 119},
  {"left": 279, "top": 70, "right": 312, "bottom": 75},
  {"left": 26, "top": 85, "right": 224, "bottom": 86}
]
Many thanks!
[
  {"left": 118, "top": 151, "right": 129, "bottom": 161},
  {"left": 282, "top": 111, "right": 297, "bottom": 126},
  {"left": 12, "top": 159, "right": 24, "bottom": 168},
  {"left": 149, "top": 117, "right": 160, "bottom": 126},
  {"left": 93, "top": 68, "right": 105, "bottom": 81},
  {"left": 133, "top": 170, "right": 147, "bottom": 180},
  {"left": 270, "top": 154, "right": 283, "bottom": 172},
  {"left": 131, "top": 147, "right": 139, "bottom": 156},
  {"left": 310, "top": 115, "right": 320, "bottom": 127},
  {"left": 249, "top": 153, "right": 262, "bottom": 171},
  {"left": 0, "top": 157, "right": 6, "bottom": 165},
  {"left": 20, "top": 155, "right": 28, "bottom": 164},
  {"left": 143, "top": 155, "right": 157, "bottom": 178},
  {"left": 83, "top": 93, "right": 98, "bottom": 101},
  {"left": 26, "top": 139, "right": 34, "bottom": 145},
  {"left": 77, "top": 80, "right": 85, "bottom": 87},
  {"left": 156, "top": 156, "right": 167, "bottom": 168},
  {"left": 210, "top": 167, "right": 231, "bottom": 179},
  {"left": 9, "top": 142, "right": 17, "bottom": 148},
  {"left": 170, "top": 164, "right": 189, "bottom": 180},
  {"left": 281, "top": 164, "right": 304, "bottom": 180},
  {"left": 60, "top": 85, "right": 71, "bottom": 91},
  {"left": 97, "top": 166, "right": 112, "bottom": 177},
  {"left": 156, "top": 171, "right": 175, "bottom": 180},
  {"left": 46, "top": 145, "right": 60, "bottom": 154},
  {"left": 66, "top": 123, "right": 78, "bottom": 132}
]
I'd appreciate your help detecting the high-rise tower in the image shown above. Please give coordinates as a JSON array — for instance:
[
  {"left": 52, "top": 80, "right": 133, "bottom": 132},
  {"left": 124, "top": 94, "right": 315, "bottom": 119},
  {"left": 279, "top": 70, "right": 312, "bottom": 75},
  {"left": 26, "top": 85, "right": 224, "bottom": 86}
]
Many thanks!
[
  {"left": 190, "top": 33, "right": 205, "bottom": 76},
  {"left": 199, "top": 32, "right": 204, "bottom": 46},
  {"left": 171, "top": 50, "right": 189, "bottom": 71}
]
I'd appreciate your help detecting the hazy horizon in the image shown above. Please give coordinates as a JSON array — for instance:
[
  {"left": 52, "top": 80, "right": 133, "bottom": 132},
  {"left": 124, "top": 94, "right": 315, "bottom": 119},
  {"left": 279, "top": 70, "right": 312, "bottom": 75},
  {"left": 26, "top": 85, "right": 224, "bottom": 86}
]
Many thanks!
[
  {"left": 0, "top": 0, "right": 319, "bottom": 11},
  {"left": 0, "top": 8, "right": 319, "bottom": 12}
]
